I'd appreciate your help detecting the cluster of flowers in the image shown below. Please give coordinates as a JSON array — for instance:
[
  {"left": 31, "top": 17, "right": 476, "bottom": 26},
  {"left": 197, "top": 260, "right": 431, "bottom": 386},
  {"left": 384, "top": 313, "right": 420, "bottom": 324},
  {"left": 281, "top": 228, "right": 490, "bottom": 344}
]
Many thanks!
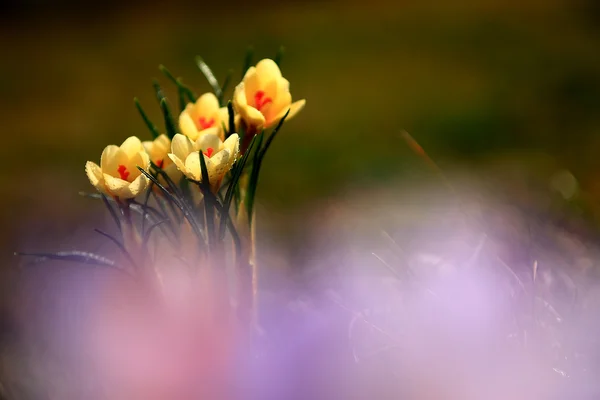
[{"left": 85, "top": 58, "right": 305, "bottom": 200}]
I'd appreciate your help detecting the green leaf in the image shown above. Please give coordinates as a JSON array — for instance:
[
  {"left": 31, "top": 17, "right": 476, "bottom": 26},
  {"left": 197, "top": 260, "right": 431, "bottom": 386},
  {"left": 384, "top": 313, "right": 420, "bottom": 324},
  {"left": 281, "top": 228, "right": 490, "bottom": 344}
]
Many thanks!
[
  {"left": 134, "top": 98, "right": 160, "bottom": 139},
  {"left": 274, "top": 45, "right": 285, "bottom": 67},
  {"left": 195, "top": 56, "right": 222, "bottom": 102},
  {"left": 152, "top": 79, "right": 178, "bottom": 139},
  {"left": 259, "top": 108, "right": 290, "bottom": 161},
  {"left": 94, "top": 228, "right": 137, "bottom": 269},
  {"left": 178, "top": 86, "right": 186, "bottom": 114},
  {"left": 198, "top": 151, "right": 216, "bottom": 248},
  {"left": 245, "top": 132, "right": 265, "bottom": 224},
  {"left": 242, "top": 46, "right": 254, "bottom": 79},
  {"left": 101, "top": 193, "right": 122, "bottom": 233},
  {"left": 142, "top": 219, "right": 168, "bottom": 252},
  {"left": 227, "top": 100, "right": 235, "bottom": 137},
  {"left": 137, "top": 166, "right": 204, "bottom": 242},
  {"left": 159, "top": 65, "right": 197, "bottom": 102},
  {"left": 219, "top": 69, "right": 234, "bottom": 104},
  {"left": 16, "top": 251, "right": 117, "bottom": 268},
  {"left": 219, "top": 134, "right": 259, "bottom": 240}
]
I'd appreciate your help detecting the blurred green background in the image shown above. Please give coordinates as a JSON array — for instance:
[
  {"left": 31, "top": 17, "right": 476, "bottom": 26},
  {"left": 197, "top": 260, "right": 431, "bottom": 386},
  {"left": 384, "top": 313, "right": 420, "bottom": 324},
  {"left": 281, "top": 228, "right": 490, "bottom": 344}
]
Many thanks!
[{"left": 2, "top": 0, "right": 600, "bottom": 270}]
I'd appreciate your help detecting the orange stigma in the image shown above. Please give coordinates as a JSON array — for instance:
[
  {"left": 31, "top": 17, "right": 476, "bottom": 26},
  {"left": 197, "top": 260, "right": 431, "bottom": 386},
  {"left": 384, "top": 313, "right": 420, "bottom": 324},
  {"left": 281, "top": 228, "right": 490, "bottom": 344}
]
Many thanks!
[
  {"left": 203, "top": 148, "right": 214, "bottom": 158},
  {"left": 254, "top": 90, "right": 272, "bottom": 111},
  {"left": 155, "top": 159, "right": 164, "bottom": 169},
  {"left": 117, "top": 165, "right": 130, "bottom": 180},
  {"left": 199, "top": 117, "right": 215, "bottom": 130}
]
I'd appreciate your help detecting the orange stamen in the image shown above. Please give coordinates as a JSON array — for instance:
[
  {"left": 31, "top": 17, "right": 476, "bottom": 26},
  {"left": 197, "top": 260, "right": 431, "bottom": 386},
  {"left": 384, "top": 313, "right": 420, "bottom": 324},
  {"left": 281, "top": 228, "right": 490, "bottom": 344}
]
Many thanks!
[
  {"left": 117, "top": 165, "right": 130, "bottom": 180},
  {"left": 203, "top": 148, "right": 214, "bottom": 158},
  {"left": 199, "top": 117, "right": 215, "bottom": 130},
  {"left": 254, "top": 90, "right": 273, "bottom": 111}
]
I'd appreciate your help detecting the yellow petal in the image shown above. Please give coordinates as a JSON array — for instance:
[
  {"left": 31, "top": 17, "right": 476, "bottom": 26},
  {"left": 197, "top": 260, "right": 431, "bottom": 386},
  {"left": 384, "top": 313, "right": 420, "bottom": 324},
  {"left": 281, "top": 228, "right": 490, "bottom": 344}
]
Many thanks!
[
  {"left": 206, "top": 149, "right": 230, "bottom": 183},
  {"left": 120, "top": 136, "right": 144, "bottom": 157},
  {"left": 179, "top": 112, "right": 200, "bottom": 141},
  {"left": 242, "top": 67, "right": 258, "bottom": 94},
  {"left": 193, "top": 92, "right": 220, "bottom": 116},
  {"left": 234, "top": 83, "right": 266, "bottom": 129},
  {"left": 103, "top": 173, "right": 130, "bottom": 197},
  {"left": 171, "top": 134, "right": 195, "bottom": 161},
  {"left": 265, "top": 90, "right": 291, "bottom": 127},
  {"left": 100, "top": 145, "right": 122, "bottom": 172},
  {"left": 272, "top": 99, "right": 306, "bottom": 124},
  {"left": 154, "top": 134, "right": 171, "bottom": 153},
  {"left": 163, "top": 163, "right": 182, "bottom": 183},
  {"left": 196, "top": 133, "right": 222, "bottom": 153},
  {"left": 184, "top": 152, "right": 203, "bottom": 181},
  {"left": 85, "top": 161, "right": 104, "bottom": 191},
  {"left": 168, "top": 153, "right": 187, "bottom": 175},
  {"left": 195, "top": 127, "right": 222, "bottom": 145},
  {"left": 122, "top": 173, "right": 150, "bottom": 198},
  {"left": 126, "top": 150, "right": 150, "bottom": 180},
  {"left": 223, "top": 134, "right": 240, "bottom": 169},
  {"left": 255, "top": 59, "right": 283, "bottom": 82}
]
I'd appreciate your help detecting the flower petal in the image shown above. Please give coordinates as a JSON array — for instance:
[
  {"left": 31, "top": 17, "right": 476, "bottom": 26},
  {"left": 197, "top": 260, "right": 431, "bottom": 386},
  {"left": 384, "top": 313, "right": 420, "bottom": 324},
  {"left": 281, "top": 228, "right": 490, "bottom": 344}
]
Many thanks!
[
  {"left": 196, "top": 133, "right": 222, "bottom": 154},
  {"left": 222, "top": 134, "right": 240, "bottom": 169},
  {"left": 184, "top": 152, "right": 203, "bottom": 181},
  {"left": 171, "top": 134, "right": 195, "bottom": 161},
  {"left": 100, "top": 145, "right": 122, "bottom": 172},
  {"left": 85, "top": 161, "right": 104, "bottom": 191},
  {"left": 242, "top": 67, "right": 258, "bottom": 95},
  {"left": 206, "top": 149, "right": 230, "bottom": 183},
  {"left": 103, "top": 173, "right": 130, "bottom": 197},
  {"left": 265, "top": 90, "right": 291, "bottom": 127},
  {"left": 193, "top": 92, "right": 220, "bottom": 116},
  {"left": 272, "top": 99, "right": 306, "bottom": 124},
  {"left": 179, "top": 112, "right": 200, "bottom": 141},
  {"left": 120, "top": 136, "right": 144, "bottom": 157},
  {"left": 255, "top": 59, "right": 283, "bottom": 83},
  {"left": 168, "top": 153, "right": 187, "bottom": 175},
  {"left": 123, "top": 173, "right": 150, "bottom": 198}
]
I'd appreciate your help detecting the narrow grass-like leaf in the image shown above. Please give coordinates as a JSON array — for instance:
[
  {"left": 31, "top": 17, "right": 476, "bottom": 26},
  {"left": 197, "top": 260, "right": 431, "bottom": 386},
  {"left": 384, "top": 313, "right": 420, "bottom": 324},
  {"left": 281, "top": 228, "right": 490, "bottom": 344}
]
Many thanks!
[
  {"left": 195, "top": 56, "right": 222, "bottom": 101},
  {"left": 138, "top": 166, "right": 204, "bottom": 242},
  {"left": 153, "top": 79, "right": 178, "bottom": 139},
  {"left": 219, "top": 134, "right": 259, "bottom": 239},
  {"left": 274, "top": 45, "right": 285, "bottom": 67},
  {"left": 259, "top": 108, "right": 290, "bottom": 161},
  {"left": 160, "top": 99, "right": 177, "bottom": 139},
  {"left": 100, "top": 193, "right": 122, "bottom": 232},
  {"left": 16, "top": 251, "right": 116, "bottom": 268},
  {"left": 159, "top": 65, "right": 197, "bottom": 101},
  {"left": 94, "top": 229, "right": 138, "bottom": 269},
  {"left": 134, "top": 98, "right": 160, "bottom": 139},
  {"left": 177, "top": 86, "right": 187, "bottom": 114},
  {"left": 242, "top": 46, "right": 254, "bottom": 79},
  {"left": 219, "top": 69, "right": 233, "bottom": 105},
  {"left": 245, "top": 132, "right": 265, "bottom": 224},
  {"left": 142, "top": 219, "right": 168, "bottom": 251},
  {"left": 198, "top": 152, "right": 215, "bottom": 247},
  {"left": 227, "top": 100, "right": 235, "bottom": 137},
  {"left": 226, "top": 216, "right": 242, "bottom": 260},
  {"left": 81, "top": 192, "right": 164, "bottom": 223}
]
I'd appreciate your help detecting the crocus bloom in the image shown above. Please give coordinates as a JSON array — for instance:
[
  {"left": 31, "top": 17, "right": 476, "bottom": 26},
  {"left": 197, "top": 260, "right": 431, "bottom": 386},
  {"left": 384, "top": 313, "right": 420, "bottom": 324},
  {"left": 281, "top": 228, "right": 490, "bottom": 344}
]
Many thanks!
[
  {"left": 179, "top": 93, "right": 228, "bottom": 141},
  {"left": 142, "top": 134, "right": 181, "bottom": 183},
  {"left": 233, "top": 58, "right": 305, "bottom": 131},
  {"left": 85, "top": 136, "right": 150, "bottom": 199},
  {"left": 168, "top": 133, "right": 239, "bottom": 191}
]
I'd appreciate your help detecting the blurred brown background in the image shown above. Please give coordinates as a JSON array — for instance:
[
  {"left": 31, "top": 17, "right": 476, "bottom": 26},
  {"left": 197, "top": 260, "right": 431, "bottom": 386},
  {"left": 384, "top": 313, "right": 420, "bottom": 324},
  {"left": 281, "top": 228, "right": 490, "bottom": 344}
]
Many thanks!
[{"left": 1, "top": 0, "right": 600, "bottom": 288}]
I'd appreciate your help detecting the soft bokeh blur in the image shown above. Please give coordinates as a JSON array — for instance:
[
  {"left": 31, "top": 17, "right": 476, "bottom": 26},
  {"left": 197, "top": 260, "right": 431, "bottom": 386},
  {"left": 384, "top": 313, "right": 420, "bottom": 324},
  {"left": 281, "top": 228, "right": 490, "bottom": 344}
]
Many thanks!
[
  {"left": 3, "top": 0, "right": 600, "bottom": 398},
  {"left": 3, "top": 0, "right": 600, "bottom": 261}
]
